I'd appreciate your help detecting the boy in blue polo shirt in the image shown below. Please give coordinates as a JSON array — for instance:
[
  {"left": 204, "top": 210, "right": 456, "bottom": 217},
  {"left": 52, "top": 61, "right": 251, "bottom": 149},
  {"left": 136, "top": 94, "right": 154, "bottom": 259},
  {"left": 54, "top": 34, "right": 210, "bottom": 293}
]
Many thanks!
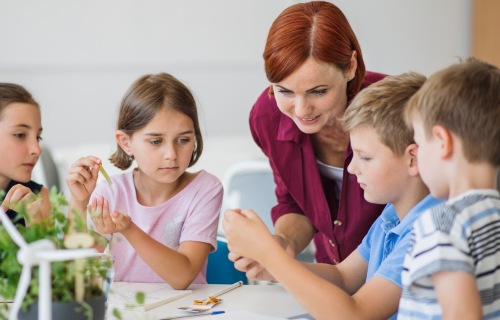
[{"left": 223, "top": 72, "right": 443, "bottom": 320}]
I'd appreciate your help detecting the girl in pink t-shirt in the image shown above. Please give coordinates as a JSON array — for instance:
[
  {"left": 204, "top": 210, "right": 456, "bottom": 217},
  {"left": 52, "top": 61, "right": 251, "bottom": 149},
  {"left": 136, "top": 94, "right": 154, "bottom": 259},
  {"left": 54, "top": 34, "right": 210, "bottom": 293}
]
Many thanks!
[{"left": 66, "top": 73, "right": 222, "bottom": 289}]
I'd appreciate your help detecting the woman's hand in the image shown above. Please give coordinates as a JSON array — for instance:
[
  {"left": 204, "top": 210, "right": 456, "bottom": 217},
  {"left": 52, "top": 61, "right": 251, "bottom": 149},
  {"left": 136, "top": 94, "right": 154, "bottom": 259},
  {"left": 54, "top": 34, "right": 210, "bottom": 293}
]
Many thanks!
[
  {"left": 1, "top": 184, "right": 43, "bottom": 223},
  {"left": 88, "top": 196, "right": 132, "bottom": 234},
  {"left": 66, "top": 156, "right": 101, "bottom": 203},
  {"left": 222, "top": 209, "right": 275, "bottom": 262}
]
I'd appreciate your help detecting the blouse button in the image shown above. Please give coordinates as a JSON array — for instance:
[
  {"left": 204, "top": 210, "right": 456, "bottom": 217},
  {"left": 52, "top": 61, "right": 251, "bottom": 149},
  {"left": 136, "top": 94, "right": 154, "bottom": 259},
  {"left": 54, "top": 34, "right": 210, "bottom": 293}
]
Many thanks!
[
  {"left": 334, "top": 220, "right": 343, "bottom": 226},
  {"left": 328, "top": 240, "right": 335, "bottom": 247}
]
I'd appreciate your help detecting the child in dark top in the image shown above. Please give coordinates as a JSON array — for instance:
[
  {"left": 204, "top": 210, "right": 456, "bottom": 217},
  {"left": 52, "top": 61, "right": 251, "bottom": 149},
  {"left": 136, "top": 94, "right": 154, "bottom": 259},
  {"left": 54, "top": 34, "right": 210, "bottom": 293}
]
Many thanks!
[{"left": 0, "top": 83, "right": 51, "bottom": 226}]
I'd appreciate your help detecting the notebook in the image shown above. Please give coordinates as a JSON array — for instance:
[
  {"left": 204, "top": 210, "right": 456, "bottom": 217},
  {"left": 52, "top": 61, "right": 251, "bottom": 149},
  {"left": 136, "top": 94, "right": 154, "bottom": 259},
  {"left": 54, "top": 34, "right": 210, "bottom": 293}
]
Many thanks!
[{"left": 108, "top": 282, "right": 192, "bottom": 311}]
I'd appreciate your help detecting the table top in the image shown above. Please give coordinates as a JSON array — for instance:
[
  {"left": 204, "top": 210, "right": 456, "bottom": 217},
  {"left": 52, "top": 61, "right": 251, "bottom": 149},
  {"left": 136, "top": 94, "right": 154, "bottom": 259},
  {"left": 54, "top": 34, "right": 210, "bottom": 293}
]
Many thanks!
[{"left": 108, "top": 284, "right": 308, "bottom": 320}]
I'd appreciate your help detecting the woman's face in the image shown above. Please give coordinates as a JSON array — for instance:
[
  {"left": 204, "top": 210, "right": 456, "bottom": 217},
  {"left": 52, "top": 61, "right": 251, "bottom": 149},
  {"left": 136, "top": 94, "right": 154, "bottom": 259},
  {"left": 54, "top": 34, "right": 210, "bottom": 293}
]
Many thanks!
[{"left": 273, "top": 57, "right": 355, "bottom": 134}]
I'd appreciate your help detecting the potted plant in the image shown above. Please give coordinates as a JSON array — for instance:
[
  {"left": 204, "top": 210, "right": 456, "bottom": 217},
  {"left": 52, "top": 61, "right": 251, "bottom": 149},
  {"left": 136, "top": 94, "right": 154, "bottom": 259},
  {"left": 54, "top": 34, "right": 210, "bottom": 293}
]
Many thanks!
[{"left": 0, "top": 187, "right": 110, "bottom": 320}]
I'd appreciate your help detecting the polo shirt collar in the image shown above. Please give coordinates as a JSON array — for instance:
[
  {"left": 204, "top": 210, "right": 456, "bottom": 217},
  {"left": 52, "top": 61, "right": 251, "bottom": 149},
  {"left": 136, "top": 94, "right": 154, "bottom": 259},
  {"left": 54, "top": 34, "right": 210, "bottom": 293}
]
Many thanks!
[
  {"left": 380, "top": 194, "right": 437, "bottom": 236},
  {"left": 380, "top": 204, "right": 399, "bottom": 234}
]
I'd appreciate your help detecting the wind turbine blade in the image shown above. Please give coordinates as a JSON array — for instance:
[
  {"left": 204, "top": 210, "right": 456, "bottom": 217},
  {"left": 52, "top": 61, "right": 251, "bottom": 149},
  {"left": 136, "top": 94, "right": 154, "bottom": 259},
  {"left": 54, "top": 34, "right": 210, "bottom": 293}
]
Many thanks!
[
  {"left": 0, "top": 206, "right": 27, "bottom": 248},
  {"left": 9, "top": 265, "right": 32, "bottom": 320},
  {"left": 39, "top": 249, "right": 97, "bottom": 261}
]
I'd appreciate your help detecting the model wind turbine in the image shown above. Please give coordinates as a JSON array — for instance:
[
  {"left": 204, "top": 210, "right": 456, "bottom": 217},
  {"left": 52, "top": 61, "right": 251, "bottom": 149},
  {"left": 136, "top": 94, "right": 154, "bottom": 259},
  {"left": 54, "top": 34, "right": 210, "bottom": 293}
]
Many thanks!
[{"left": 0, "top": 207, "right": 96, "bottom": 320}]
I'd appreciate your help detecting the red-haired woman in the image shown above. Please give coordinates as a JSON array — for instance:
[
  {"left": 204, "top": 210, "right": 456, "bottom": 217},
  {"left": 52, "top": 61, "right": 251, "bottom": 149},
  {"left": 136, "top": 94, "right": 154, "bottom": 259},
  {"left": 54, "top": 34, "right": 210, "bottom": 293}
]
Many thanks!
[
  {"left": 231, "top": 2, "right": 385, "bottom": 270},
  {"left": 222, "top": 3, "right": 408, "bottom": 318}
]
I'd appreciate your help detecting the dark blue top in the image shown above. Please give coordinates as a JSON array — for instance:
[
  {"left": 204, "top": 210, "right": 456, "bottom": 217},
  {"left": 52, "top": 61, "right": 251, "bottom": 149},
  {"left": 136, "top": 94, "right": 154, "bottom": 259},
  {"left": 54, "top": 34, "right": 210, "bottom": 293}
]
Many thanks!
[{"left": 1, "top": 180, "right": 43, "bottom": 226}]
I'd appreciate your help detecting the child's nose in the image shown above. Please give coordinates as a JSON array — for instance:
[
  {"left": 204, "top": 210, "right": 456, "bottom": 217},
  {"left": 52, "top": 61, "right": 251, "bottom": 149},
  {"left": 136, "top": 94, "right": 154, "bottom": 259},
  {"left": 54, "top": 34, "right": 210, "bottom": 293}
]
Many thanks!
[
  {"left": 347, "top": 160, "right": 357, "bottom": 175},
  {"left": 163, "top": 144, "right": 177, "bottom": 160},
  {"left": 30, "top": 139, "right": 42, "bottom": 157}
]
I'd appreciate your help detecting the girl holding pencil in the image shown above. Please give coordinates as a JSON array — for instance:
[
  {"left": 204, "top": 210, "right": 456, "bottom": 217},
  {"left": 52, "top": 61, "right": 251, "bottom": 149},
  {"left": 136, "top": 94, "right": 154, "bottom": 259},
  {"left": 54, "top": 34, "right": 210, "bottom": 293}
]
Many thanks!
[{"left": 66, "top": 73, "right": 222, "bottom": 289}]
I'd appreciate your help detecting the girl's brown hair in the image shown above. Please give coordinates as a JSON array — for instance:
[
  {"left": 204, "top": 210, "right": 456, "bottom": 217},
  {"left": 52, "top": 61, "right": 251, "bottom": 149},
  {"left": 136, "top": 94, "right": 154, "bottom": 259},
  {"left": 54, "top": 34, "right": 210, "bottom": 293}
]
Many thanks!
[
  {"left": 0, "top": 83, "right": 39, "bottom": 118},
  {"left": 110, "top": 73, "right": 203, "bottom": 170}
]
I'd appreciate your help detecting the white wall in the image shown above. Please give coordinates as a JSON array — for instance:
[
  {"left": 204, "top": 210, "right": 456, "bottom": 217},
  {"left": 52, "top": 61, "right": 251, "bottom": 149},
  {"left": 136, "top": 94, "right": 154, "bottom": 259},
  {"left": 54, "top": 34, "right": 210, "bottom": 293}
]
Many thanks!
[{"left": 0, "top": 0, "right": 472, "bottom": 150}]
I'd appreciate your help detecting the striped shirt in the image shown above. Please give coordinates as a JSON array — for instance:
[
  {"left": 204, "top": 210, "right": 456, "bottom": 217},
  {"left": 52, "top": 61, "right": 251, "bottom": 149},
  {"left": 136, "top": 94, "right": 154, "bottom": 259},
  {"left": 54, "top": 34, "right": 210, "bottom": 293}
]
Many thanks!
[{"left": 398, "top": 189, "right": 500, "bottom": 320}]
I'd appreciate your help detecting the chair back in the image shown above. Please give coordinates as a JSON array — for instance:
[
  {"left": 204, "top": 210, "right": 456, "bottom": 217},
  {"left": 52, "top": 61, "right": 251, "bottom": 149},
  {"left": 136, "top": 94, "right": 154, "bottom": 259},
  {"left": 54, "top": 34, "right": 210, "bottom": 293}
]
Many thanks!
[
  {"left": 32, "top": 144, "right": 61, "bottom": 191},
  {"left": 219, "top": 160, "right": 277, "bottom": 235},
  {"left": 207, "top": 237, "right": 248, "bottom": 285}
]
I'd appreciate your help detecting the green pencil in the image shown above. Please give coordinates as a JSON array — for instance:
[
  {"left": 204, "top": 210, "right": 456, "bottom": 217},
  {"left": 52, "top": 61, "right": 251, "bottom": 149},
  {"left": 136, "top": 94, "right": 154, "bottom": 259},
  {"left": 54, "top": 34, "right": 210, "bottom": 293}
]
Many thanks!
[{"left": 99, "top": 164, "right": 112, "bottom": 186}]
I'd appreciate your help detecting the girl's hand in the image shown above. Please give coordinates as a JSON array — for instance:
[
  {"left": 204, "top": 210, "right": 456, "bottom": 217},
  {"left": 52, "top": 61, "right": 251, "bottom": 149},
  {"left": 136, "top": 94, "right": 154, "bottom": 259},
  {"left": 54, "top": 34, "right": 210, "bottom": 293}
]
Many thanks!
[
  {"left": 1, "top": 184, "right": 43, "bottom": 223},
  {"left": 222, "top": 209, "right": 275, "bottom": 261},
  {"left": 66, "top": 156, "right": 101, "bottom": 202},
  {"left": 88, "top": 196, "right": 132, "bottom": 234}
]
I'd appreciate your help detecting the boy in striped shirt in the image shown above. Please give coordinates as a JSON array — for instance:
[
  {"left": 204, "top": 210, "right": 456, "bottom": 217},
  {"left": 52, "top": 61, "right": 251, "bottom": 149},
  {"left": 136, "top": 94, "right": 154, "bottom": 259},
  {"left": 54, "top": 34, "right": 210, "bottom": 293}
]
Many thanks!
[{"left": 399, "top": 58, "right": 500, "bottom": 320}]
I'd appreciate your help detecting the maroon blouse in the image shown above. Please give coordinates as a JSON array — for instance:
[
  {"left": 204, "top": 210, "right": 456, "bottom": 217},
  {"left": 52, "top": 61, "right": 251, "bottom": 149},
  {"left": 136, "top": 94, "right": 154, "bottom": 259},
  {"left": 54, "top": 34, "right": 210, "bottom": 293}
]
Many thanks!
[{"left": 249, "top": 72, "right": 387, "bottom": 264}]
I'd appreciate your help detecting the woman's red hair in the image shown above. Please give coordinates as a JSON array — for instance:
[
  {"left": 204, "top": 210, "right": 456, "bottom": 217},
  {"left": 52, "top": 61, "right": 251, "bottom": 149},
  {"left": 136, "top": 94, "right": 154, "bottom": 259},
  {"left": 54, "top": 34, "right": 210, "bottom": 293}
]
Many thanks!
[{"left": 264, "top": 1, "right": 365, "bottom": 97}]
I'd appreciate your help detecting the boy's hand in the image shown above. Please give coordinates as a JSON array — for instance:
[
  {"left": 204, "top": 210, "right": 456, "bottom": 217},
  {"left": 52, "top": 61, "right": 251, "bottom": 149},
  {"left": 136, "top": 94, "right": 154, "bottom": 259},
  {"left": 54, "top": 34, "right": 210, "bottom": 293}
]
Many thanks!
[
  {"left": 228, "top": 234, "right": 295, "bottom": 282},
  {"left": 222, "top": 209, "right": 275, "bottom": 261},
  {"left": 1, "top": 184, "right": 43, "bottom": 222},
  {"left": 66, "top": 156, "right": 101, "bottom": 202},
  {"left": 229, "top": 254, "right": 276, "bottom": 281},
  {"left": 88, "top": 196, "right": 132, "bottom": 234}
]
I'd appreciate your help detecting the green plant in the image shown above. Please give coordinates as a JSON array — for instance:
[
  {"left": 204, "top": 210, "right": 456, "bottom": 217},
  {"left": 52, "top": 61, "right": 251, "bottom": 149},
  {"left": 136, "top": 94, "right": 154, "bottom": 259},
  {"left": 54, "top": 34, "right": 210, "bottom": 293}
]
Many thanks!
[{"left": 0, "top": 187, "right": 107, "bottom": 319}]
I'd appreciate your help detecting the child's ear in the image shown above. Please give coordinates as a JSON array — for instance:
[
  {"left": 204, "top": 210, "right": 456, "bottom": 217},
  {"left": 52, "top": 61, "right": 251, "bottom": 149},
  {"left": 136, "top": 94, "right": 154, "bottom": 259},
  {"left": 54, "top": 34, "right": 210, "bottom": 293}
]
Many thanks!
[
  {"left": 406, "top": 143, "right": 419, "bottom": 177},
  {"left": 432, "top": 125, "right": 453, "bottom": 160},
  {"left": 115, "top": 130, "right": 132, "bottom": 155}
]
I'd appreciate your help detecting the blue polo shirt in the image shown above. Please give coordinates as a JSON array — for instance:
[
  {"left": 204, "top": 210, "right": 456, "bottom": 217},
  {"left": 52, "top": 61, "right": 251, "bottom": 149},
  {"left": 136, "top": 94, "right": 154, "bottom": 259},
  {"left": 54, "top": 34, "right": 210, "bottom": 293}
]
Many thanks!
[{"left": 357, "top": 194, "right": 443, "bottom": 319}]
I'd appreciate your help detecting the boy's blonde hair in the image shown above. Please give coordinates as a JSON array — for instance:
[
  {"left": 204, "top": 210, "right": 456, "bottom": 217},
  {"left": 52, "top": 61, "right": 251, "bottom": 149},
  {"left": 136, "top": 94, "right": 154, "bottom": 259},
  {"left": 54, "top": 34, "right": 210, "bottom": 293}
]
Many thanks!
[
  {"left": 342, "top": 72, "right": 426, "bottom": 156},
  {"left": 405, "top": 57, "right": 500, "bottom": 167}
]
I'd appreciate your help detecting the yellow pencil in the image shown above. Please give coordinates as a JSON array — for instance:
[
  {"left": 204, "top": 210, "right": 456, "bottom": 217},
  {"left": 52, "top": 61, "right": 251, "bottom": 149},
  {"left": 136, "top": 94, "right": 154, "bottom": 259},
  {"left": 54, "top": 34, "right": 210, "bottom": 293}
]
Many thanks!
[{"left": 99, "top": 164, "right": 112, "bottom": 186}]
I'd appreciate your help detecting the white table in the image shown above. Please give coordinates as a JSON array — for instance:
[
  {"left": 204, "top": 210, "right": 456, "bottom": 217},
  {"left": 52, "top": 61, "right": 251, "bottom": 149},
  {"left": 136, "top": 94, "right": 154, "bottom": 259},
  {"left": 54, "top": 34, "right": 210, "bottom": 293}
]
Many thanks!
[{"left": 108, "top": 284, "right": 309, "bottom": 320}]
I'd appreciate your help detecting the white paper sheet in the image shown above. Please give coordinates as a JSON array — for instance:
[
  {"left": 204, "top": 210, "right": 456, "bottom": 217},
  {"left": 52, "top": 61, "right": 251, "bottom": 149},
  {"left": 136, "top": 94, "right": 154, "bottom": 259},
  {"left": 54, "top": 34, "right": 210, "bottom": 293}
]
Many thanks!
[{"left": 108, "top": 282, "right": 192, "bottom": 311}]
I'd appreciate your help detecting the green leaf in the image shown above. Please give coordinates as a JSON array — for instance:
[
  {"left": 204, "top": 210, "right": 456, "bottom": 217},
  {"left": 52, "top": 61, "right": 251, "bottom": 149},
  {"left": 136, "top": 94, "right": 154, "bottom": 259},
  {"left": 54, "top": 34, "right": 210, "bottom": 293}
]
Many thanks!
[
  {"left": 136, "top": 292, "right": 145, "bottom": 304},
  {"left": 0, "top": 186, "right": 106, "bottom": 307},
  {"left": 113, "top": 309, "right": 122, "bottom": 319}
]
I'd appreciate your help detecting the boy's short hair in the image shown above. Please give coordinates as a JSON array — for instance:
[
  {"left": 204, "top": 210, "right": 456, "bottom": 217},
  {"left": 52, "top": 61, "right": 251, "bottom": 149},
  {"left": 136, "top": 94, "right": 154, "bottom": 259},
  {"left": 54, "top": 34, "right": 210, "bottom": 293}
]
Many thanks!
[
  {"left": 405, "top": 57, "right": 500, "bottom": 167},
  {"left": 342, "top": 72, "right": 426, "bottom": 156}
]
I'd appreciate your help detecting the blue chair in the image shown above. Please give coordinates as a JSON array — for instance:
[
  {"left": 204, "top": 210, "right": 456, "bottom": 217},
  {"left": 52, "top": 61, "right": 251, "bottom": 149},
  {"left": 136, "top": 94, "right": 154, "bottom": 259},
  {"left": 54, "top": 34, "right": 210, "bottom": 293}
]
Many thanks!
[{"left": 207, "top": 237, "right": 248, "bottom": 285}]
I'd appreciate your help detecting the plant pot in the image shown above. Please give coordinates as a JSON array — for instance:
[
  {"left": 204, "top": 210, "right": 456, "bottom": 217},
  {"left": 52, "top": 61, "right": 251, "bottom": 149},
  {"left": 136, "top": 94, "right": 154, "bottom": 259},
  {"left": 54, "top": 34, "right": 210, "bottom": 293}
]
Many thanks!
[{"left": 18, "top": 296, "right": 106, "bottom": 320}]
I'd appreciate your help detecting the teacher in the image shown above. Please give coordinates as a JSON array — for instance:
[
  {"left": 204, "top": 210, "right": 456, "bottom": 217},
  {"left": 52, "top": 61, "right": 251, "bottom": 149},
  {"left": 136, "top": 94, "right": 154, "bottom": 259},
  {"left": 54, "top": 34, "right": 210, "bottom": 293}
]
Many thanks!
[{"left": 243, "top": 1, "right": 386, "bottom": 273}]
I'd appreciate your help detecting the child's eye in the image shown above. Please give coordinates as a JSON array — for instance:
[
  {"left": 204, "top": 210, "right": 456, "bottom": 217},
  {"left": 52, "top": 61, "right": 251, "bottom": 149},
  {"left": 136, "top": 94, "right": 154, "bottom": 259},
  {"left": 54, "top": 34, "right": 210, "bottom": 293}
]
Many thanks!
[
  {"left": 361, "top": 157, "right": 371, "bottom": 161},
  {"left": 14, "top": 133, "right": 26, "bottom": 139},
  {"left": 177, "top": 139, "right": 190, "bottom": 144},
  {"left": 37, "top": 136, "right": 43, "bottom": 142},
  {"left": 150, "top": 140, "right": 162, "bottom": 145}
]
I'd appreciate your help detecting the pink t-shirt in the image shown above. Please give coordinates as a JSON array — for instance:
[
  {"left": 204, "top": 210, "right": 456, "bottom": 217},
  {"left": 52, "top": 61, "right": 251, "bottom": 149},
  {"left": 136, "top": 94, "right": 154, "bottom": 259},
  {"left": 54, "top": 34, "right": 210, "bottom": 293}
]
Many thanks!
[{"left": 88, "top": 170, "right": 222, "bottom": 284}]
